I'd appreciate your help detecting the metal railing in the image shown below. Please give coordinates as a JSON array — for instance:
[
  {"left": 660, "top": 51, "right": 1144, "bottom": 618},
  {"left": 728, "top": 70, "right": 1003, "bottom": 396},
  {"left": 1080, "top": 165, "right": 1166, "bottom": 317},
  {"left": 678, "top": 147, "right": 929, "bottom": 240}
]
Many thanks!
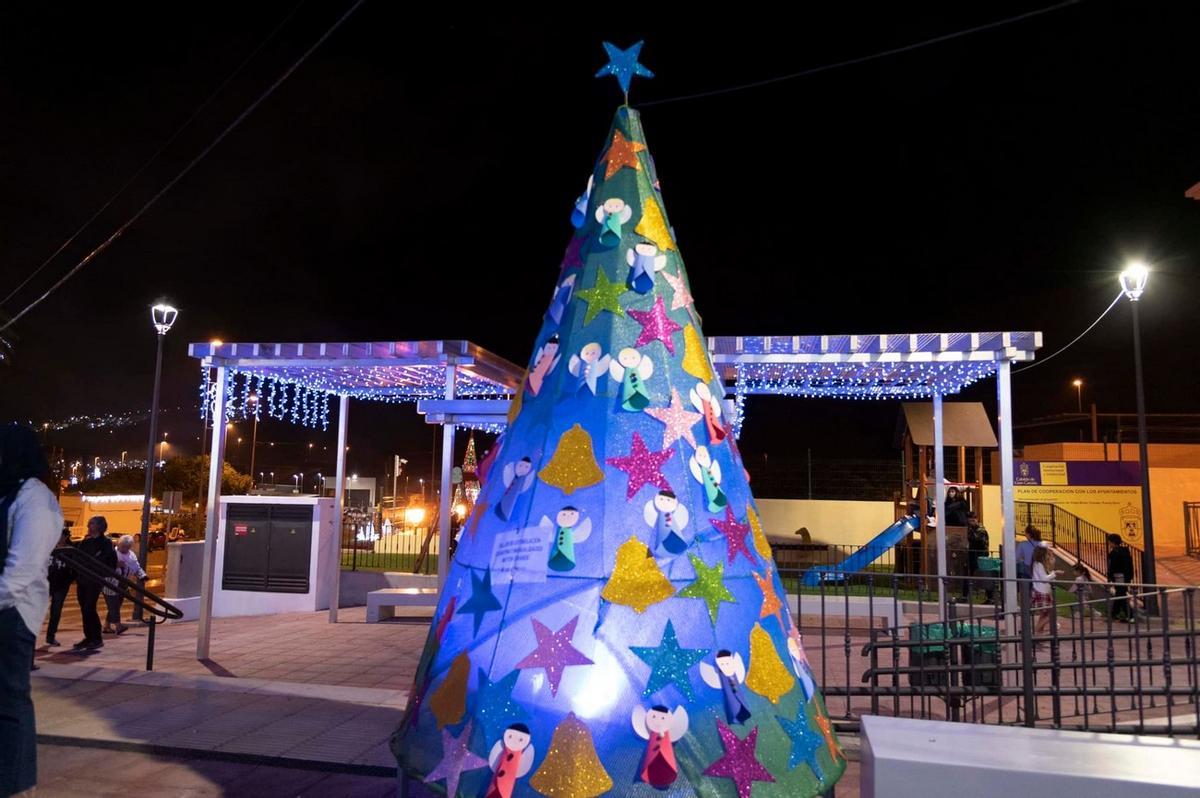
[
  {"left": 1186, "top": 501, "right": 1200, "bottom": 558},
  {"left": 785, "top": 567, "right": 1198, "bottom": 737},
  {"left": 52, "top": 547, "right": 182, "bottom": 670},
  {"left": 1016, "top": 500, "right": 1144, "bottom": 583},
  {"left": 340, "top": 507, "right": 444, "bottom": 574}
]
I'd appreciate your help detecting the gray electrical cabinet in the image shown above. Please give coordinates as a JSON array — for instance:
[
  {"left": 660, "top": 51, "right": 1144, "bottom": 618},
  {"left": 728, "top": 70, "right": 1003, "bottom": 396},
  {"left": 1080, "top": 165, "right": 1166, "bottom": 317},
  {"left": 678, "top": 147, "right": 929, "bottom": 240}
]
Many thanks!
[{"left": 222, "top": 503, "right": 313, "bottom": 594}]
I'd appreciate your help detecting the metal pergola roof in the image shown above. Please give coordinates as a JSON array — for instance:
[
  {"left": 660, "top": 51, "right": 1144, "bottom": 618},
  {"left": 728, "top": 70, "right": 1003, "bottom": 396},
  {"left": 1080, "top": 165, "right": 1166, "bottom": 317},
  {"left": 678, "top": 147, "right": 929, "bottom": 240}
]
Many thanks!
[
  {"left": 188, "top": 340, "right": 524, "bottom": 400},
  {"left": 708, "top": 332, "right": 1041, "bottom": 399}
]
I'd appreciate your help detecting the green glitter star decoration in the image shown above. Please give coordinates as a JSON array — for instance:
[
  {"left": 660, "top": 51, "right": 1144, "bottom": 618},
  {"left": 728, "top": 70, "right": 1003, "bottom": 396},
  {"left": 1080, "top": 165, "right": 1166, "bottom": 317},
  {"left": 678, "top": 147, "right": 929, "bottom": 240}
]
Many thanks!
[
  {"left": 574, "top": 267, "right": 628, "bottom": 325},
  {"left": 676, "top": 555, "right": 736, "bottom": 625}
]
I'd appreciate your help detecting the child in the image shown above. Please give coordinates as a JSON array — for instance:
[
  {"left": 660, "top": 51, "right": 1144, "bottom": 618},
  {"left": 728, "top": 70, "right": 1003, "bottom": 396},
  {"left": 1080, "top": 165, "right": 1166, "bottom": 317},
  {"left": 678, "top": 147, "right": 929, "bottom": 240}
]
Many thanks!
[
  {"left": 1031, "top": 546, "right": 1061, "bottom": 640},
  {"left": 1067, "top": 562, "right": 1100, "bottom": 618}
]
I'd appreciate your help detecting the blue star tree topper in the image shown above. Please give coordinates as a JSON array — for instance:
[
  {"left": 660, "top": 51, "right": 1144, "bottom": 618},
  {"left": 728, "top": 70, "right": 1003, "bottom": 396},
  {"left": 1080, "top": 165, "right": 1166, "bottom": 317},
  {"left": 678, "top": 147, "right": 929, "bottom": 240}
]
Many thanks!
[{"left": 595, "top": 40, "right": 654, "bottom": 100}]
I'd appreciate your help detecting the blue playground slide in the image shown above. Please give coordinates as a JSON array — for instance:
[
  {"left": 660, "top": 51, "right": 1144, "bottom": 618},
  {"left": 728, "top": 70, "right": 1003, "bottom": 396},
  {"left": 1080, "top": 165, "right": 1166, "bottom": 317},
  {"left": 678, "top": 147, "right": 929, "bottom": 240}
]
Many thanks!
[{"left": 801, "top": 514, "right": 919, "bottom": 586}]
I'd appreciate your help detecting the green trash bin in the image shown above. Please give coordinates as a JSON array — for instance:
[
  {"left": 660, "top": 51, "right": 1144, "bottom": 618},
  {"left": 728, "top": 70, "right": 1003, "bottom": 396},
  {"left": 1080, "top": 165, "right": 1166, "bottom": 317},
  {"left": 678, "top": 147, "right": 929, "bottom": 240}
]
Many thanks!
[
  {"left": 907, "top": 622, "right": 953, "bottom": 687},
  {"left": 958, "top": 621, "right": 1000, "bottom": 690}
]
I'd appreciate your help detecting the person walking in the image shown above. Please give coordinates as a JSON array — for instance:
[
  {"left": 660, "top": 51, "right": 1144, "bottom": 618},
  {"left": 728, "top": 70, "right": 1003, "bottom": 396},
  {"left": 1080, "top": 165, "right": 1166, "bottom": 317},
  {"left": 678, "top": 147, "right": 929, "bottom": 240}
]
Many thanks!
[
  {"left": 1106, "top": 533, "right": 1134, "bottom": 622},
  {"left": 103, "top": 535, "right": 145, "bottom": 634},
  {"left": 0, "top": 424, "right": 62, "bottom": 796},
  {"left": 1016, "top": 525, "right": 1043, "bottom": 579},
  {"left": 74, "top": 516, "right": 115, "bottom": 651},
  {"left": 1031, "top": 546, "right": 1062, "bottom": 644},
  {"left": 45, "top": 529, "right": 75, "bottom": 647}
]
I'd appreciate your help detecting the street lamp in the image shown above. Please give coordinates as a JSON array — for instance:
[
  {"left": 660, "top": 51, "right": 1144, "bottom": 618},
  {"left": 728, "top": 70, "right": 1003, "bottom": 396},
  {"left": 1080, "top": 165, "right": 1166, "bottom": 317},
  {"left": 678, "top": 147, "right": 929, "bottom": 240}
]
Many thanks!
[
  {"left": 137, "top": 301, "right": 177, "bottom": 621},
  {"left": 1072, "top": 379, "right": 1083, "bottom": 413},
  {"left": 1119, "top": 260, "right": 1158, "bottom": 607}
]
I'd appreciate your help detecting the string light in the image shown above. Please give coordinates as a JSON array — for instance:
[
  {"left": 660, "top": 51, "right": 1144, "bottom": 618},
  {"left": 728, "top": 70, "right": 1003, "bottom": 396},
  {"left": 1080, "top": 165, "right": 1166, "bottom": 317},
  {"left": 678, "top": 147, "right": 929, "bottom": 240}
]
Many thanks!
[
  {"left": 732, "top": 361, "right": 998, "bottom": 400},
  {"left": 192, "top": 365, "right": 514, "bottom": 431}
]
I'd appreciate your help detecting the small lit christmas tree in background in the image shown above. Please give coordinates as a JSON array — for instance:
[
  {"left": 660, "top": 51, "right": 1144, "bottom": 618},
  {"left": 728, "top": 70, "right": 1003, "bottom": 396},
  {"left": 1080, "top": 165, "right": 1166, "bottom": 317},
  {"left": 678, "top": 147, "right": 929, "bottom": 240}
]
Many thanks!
[{"left": 394, "top": 42, "right": 844, "bottom": 798}]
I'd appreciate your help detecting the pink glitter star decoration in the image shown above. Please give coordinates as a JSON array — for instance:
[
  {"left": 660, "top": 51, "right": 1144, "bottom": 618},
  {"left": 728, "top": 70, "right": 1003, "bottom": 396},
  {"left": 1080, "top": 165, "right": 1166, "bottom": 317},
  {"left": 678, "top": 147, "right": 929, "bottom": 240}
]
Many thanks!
[
  {"left": 514, "top": 615, "right": 594, "bottom": 697},
  {"left": 628, "top": 295, "right": 683, "bottom": 354},
  {"left": 711, "top": 507, "right": 755, "bottom": 565},
  {"left": 703, "top": 721, "right": 775, "bottom": 798},
  {"left": 644, "top": 387, "right": 703, "bottom": 448},
  {"left": 606, "top": 431, "right": 673, "bottom": 499},
  {"left": 662, "top": 268, "right": 694, "bottom": 312}
]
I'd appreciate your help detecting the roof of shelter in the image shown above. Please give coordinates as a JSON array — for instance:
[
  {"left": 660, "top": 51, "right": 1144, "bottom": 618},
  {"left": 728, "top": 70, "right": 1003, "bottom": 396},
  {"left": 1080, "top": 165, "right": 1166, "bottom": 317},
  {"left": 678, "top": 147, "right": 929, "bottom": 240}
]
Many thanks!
[
  {"left": 707, "top": 332, "right": 1040, "bottom": 399},
  {"left": 899, "top": 401, "right": 999, "bottom": 448},
  {"left": 188, "top": 340, "right": 523, "bottom": 400}
]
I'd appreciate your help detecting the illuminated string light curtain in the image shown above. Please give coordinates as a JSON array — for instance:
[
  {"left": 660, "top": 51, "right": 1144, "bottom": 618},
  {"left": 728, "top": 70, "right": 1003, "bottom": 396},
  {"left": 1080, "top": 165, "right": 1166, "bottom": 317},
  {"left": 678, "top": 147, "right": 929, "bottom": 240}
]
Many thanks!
[
  {"left": 194, "top": 368, "right": 513, "bottom": 431},
  {"left": 393, "top": 46, "right": 844, "bottom": 798}
]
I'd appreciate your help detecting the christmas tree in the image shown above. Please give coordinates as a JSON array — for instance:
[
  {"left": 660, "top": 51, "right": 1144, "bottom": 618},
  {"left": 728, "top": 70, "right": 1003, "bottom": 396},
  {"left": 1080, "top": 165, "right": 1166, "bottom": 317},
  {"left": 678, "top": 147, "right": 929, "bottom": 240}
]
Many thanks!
[
  {"left": 452, "top": 433, "right": 483, "bottom": 519},
  {"left": 394, "top": 41, "right": 844, "bottom": 797}
]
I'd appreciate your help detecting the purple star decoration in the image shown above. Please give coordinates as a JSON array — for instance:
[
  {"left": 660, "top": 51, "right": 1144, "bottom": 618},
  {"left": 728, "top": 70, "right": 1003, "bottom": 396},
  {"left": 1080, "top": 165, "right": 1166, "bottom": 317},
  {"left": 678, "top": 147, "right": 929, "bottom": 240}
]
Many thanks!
[
  {"left": 711, "top": 507, "right": 756, "bottom": 565},
  {"left": 606, "top": 432, "right": 673, "bottom": 499},
  {"left": 424, "top": 720, "right": 489, "bottom": 797},
  {"left": 629, "top": 295, "right": 684, "bottom": 354},
  {"left": 703, "top": 721, "right": 776, "bottom": 798},
  {"left": 515, "top": 615, "right": 594, "bottom": 697}
]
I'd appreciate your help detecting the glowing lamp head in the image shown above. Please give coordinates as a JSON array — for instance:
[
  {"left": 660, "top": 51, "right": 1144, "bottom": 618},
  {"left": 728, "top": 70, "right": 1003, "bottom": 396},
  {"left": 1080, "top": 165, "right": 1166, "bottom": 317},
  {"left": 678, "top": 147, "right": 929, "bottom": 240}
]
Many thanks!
[
  {"left": 404, "top": 507, "right": 426, "bottom": 525},
  {"left": 1119, "top": 261, "right": 1149, "bottom": 301},
  {"left": 453, "top": 503, "right": 467, "bottom": 518},
  {"left": 151, "top": 303, "right": 178, "bottom": 334},
  {"left": 1072, "top": 379, "right": 1083, "bottom": 388}
]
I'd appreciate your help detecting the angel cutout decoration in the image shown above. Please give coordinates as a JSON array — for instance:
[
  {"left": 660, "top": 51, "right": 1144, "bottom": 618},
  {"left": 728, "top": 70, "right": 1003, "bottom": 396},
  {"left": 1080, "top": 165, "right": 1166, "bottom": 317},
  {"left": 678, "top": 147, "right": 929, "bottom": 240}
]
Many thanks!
[
  {"left": 689, "top": 446, "right": 728, "bottom": 513},
  {"left": 609, "top": 347, "right": 653, "bottom": 412},
  {"left": 546, "top": 275, "right": 576, "bottom": 327},
  {"left": 595, "top": 197, "right": 633, "bottom": 247},
  {"left": 626, "top": 242, "right": 667, "bottom": 294},
  {"left": 643, "top": 490, "right": 690, "bottom": 555},
  {"left": 566, "top": 342, "right": 611, "bottom": 396},
  {"left": 570, "top": 174, "right": 593, "bottom": 229},
  {"left": 540, "top": 507, "right": 593, "bottom": 572},
  {"left": 497, "top": 457, "right": 535, "bottom": 521},
  {"left": 632, "top": 704, "right": 689, "bottom": 788},
  {"left": 787, "top": 625, "right": 817, "bottom": 702},
  {"left": 690, "top": 382, "right": 727, "bottom": 445},
  {"left": 700, "top": 650, "right": 752, "bottom": 725},
  {"left": 526, "top": 336, "right": 562, "bottom": 397},
  {"left": 485, "top": 723, "right": 535, "bottom": 798}
]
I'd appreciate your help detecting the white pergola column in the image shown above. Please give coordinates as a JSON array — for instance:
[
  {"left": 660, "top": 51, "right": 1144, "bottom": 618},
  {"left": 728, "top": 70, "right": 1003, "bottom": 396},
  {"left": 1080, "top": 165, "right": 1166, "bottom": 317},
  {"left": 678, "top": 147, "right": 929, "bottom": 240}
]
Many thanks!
[
  {"left": 997, "top": 360, "right": 1018, "bottom": 632},
  {"left": 933, "top": 391, "right": 947, "bottom": 618},
  {"left": 197, "top": 365, "right": 229, "bottom": 660},
  {"left": 436, "top": 365, "right": 458, "bottom": 592},
  {"left": 328, "top": 394, "right": 350, "bottom": 623}
]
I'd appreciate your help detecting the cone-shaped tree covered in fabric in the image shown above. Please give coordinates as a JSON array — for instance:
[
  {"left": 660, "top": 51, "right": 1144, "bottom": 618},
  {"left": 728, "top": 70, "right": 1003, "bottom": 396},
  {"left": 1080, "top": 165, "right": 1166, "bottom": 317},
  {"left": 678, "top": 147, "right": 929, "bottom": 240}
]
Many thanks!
[{"left": 394, "top": 102, "right": 844, "bottom": 797}]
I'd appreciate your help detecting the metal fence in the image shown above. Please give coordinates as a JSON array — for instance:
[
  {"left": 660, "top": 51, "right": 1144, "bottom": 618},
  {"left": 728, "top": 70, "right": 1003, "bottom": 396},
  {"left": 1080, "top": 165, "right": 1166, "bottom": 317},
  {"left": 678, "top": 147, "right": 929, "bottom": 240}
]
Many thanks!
[
  {"left": 784, "top": 568, "right": 1199, "bottom": 737},
  {"left": 1186, "top": 501, "right": 1200, "bottom": 558},
  {"left": 1016, "top": 500, "right": 1144, "bottom": 583},
  {"left": 340, "top": 507, "right": 442, "bottom": 574}
]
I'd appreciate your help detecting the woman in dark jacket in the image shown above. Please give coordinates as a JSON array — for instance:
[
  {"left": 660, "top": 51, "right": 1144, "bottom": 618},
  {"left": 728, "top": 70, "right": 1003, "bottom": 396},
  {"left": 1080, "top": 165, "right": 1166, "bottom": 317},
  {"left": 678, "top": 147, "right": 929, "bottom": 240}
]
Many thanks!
[{"left": 943, "top": 486, "right": 969, "bottom": 527}]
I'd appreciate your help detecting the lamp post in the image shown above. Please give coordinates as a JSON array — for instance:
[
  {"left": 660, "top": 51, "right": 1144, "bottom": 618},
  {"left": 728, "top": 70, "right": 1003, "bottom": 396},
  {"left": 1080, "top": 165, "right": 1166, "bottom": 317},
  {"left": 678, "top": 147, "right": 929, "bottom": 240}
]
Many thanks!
[
  {"left": 1120, "top": 261, "right": 1157, "bottom": 610},
  {"left": 137, "top": 302, "right": 177, "bottom": 621},
  {"left": 1072, "top": 379, "right": 1083, "bottom": 413}
]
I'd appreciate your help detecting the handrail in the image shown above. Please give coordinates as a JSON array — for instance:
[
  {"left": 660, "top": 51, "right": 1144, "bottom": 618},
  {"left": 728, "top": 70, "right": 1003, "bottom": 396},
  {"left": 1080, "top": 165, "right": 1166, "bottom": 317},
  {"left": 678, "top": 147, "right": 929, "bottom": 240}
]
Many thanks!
[{"left": 53, "top": 547, "right": 182, "bottom": 621}]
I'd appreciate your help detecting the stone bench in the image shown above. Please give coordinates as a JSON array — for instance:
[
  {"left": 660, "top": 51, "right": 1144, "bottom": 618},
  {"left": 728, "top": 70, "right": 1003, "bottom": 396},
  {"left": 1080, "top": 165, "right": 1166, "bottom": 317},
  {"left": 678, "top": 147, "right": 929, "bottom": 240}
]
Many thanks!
[
  {"left": 861, "top": 714, "right": 1200, "bottom": 797},
  {"left": 366, "top": 587, "right": 439, "bottom": 622}
]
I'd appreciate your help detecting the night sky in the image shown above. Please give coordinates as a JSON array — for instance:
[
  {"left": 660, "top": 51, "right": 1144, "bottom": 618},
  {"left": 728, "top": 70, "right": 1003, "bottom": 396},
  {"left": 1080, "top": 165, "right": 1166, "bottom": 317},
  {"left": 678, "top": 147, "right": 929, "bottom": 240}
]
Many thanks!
[{"left": 2, "top": 3, "right": 1199, "bottom": 487}]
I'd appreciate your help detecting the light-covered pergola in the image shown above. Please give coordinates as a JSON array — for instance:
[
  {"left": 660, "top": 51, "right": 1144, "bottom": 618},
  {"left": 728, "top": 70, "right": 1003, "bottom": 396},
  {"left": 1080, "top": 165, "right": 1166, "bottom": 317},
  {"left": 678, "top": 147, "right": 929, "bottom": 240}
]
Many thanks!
[
  {"left": 188, "top": 340, "right": 524, "bottom": 659},
  {"left": 707, "top": 331, "right": 1042, "bottom": 620},
  {"left": 191, "top": 330, "right": 1040, "bottom": 655}
]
